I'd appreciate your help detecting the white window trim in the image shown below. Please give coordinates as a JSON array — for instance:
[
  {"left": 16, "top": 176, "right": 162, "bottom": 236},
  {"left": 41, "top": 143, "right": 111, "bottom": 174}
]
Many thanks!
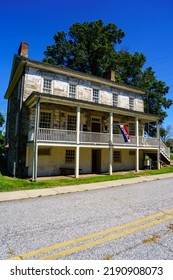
[
  {"left": 66, "top": 113, "right": 77, "bottom": 131},
  {"left": 42, "top": 77, "right": 53, "bottom": 94},
  {"left": 68, "top": 83, "right": 77, "bottom": 99},
  {"left": 92, "top": 88, "right": 100, "bottom": 103},
  {"left": 39, "top": 110, "right": 53, "bottom": 128}
]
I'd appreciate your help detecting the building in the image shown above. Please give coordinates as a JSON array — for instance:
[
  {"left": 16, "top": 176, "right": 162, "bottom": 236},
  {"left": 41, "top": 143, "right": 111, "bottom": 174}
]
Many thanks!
[{"left": 4, "top": 42, "right": 170, "bottom": 180}]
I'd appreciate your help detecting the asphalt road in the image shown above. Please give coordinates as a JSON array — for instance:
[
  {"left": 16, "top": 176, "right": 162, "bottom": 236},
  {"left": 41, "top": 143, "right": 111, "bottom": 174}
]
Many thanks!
[{"left": 0, "top": 178, "right": 173, "bottom": 260}]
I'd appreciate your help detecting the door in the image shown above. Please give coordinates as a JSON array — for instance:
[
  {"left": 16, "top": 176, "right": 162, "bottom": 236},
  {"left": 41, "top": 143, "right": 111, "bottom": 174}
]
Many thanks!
[
  {"left": 92, "top": 149, "right": 101, "bottom": 173},
  {"left": 91, "top": 122, "right": 100, "bottom": 132}
]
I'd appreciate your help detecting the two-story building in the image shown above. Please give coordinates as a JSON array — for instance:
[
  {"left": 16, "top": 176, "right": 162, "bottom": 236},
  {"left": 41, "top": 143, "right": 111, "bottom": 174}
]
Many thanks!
[{"left": 4, "top": 42, "right": 170, "bottom": 180}]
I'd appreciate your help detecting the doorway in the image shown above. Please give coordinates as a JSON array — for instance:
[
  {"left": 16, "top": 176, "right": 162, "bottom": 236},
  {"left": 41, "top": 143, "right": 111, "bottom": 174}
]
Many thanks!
[{"left": 92, "top": 149, "right": 101, "bottom": 173}]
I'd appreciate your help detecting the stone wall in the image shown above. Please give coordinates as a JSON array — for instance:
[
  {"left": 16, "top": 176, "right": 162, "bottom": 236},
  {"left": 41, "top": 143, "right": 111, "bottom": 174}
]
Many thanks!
[{"left": 23, "top": 67, "right": 144, "bottom": 112}]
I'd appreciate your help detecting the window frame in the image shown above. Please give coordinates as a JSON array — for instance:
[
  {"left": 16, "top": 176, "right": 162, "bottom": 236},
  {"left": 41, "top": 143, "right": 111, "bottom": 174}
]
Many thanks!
[
  {"left": 113, "top": 150, "right": 121, "bottom": 163},
  {"left": 42, "top": 78, "right": 52, "bottom": 94},
  {"left": 39, "top": 111, "right": 53, "bottom": 128},
  {"left": 69, "top": 84, "right": 77, "bottom": 99},
  {"left": 65, "top": 149, "right": 75, "bottom": 163},
  {"left": 93, "top": 88, "right": 99, "bottom": 103}
]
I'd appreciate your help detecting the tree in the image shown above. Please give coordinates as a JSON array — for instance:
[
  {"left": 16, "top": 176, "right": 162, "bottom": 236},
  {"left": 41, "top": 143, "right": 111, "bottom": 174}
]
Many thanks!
[
  {"left": 43, "top": 20, "right": 172, "bottom": 125},
  {"left": 43, "top": 19, "right": 125, "bottom": 76},
  {"left": 160, "top": 125, "right": 173, "bottom": 143}
]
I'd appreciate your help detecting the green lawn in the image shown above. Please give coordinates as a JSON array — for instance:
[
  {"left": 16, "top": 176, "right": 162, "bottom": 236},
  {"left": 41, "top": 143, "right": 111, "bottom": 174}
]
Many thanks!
[{"left": 0, "top": 165, "right": 173, "bottom": 192}]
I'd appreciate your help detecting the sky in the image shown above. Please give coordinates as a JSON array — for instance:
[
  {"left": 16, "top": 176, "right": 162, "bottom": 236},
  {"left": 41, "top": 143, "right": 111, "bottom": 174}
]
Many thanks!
[{"left": 0, "top": 0, "right": 173, "bottom": 130}]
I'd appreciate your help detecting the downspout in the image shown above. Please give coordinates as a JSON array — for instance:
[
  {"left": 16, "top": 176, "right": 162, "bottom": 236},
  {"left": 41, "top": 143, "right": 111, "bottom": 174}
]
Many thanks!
[{"left": 32, "top": 96, "right": 40, "bottom": 181}]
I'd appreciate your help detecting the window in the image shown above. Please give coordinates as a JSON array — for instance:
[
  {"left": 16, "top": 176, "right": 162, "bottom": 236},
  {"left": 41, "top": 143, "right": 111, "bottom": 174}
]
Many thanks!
[
  {"left": 67, "top": 115, "right": 76, "bottom": 130},
  {"left": 93, "top": 89, "right": 99, "bottom": 103},
  {"left": 113, "top": 151, "right": 121, "bottom": 162},
  {"left": 128, "top": 123, "right": 135, "bottom": 136},
  {"left": 69, "top": 84, "right": 76, "bottom": 98},
  {"left": 43, "top": 79, "right": 52, "bottom": 94},
  {"left": 38, "top": 148, "right": 51, "bottom": 156},
  {"left": 39, "top": 112, "right": 52, "bottom": 128},
  {"left": 113, "top": 123, "right": 120, "bottom": 134},
  {"left": 129, "top": 97, "right": 134, "bottom": 110},
  {"left": 66, "top": 150, "right": 75, "bottom": 163},
  {"left": 113, "top": 93, "right": 118, "bottom": 107},
  {"left": 129, "top": 150, "right": 135, "bottom": 156}
]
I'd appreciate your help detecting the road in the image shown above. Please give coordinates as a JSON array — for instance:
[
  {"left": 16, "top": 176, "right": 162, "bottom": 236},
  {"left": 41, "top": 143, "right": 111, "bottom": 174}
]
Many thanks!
[{"left": 0, "top": 178, "right": 173, "bottom": 260}]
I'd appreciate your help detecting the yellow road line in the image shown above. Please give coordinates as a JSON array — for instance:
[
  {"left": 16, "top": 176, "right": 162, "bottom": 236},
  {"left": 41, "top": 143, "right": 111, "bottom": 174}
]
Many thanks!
[
  {"left": 9, "top": 208, "right": 173, "bottom": 260},
  {"left": 40, "top": 214, "right": 173, "bottom": 260}
]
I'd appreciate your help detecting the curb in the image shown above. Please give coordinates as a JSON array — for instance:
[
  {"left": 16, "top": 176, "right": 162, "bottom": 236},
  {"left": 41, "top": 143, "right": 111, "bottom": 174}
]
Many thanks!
[{"left": 0, "top": 173, "right": 173, "bottom": 202}]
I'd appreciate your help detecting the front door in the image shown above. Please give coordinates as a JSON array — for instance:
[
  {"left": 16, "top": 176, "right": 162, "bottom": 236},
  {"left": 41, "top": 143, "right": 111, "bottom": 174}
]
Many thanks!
[{"left": 92, "top": 149, "right": 101, "bottom": 173}]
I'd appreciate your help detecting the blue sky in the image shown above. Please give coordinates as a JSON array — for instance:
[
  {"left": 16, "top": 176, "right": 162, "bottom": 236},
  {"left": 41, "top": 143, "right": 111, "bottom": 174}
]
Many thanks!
[{"left": 0, "top": 0, "right": 173, "bottom": 128}]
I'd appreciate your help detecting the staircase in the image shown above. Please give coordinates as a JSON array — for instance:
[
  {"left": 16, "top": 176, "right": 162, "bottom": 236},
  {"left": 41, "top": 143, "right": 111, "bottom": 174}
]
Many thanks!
[{"left": 160, "top": 140, "right": 170, "bottom": 165}]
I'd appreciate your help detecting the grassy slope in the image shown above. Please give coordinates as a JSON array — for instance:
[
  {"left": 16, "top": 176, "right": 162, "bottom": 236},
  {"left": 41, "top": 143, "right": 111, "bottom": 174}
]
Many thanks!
[{"left": 0, "top": 166, "right": 173, "bottom": 192}]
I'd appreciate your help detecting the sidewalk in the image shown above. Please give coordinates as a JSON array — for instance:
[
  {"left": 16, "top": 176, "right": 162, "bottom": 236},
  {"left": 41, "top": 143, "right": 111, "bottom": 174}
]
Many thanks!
[{"left": 0, "top": 173, "right": 173, "bottom": 202}]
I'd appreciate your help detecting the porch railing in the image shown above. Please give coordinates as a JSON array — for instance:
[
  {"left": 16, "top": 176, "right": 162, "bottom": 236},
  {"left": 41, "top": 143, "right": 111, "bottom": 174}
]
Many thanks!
[
  {"left": 37, "top": 128, "right": 77, "bottom": 143},
  {"left": 28, "top": 128, "right": 160, "bottom": 148},
  {"left": 80, "top": 131, "right": 110, "bottom": 144}
]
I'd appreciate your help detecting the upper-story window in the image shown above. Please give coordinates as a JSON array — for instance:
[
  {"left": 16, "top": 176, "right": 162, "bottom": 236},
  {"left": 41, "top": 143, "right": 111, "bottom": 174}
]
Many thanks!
[
  {"left": 93, "top": 89, "right": 99, "bottom": 103},
  {"left": 39, "top": 111, "right": 52, "bottom": 128},
  {"left": 129, "top": 97, "right": 134, "bottom": 110},
  {"left": 69, "top": 84, "right": 76, "bottom": 98},
  {"left": 43, "top": 79, "right": 52, "bottom": 94},
  {"left": 113, "top": 93, "right": 118, "bottom": 107},
  {"left": 67, "top": 115, "right": 76, "bottom": 130}
]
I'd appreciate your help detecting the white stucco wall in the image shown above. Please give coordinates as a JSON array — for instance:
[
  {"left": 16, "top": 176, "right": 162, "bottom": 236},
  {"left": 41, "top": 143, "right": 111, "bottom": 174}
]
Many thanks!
[{"left": 27, "top": 146, "right": 136, "bottom": 177}]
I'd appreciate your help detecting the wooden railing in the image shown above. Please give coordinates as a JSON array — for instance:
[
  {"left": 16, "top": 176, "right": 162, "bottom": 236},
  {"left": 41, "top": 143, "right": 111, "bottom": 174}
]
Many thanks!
[{"left": 28, "top": 128, "right": 162, "bottom": 148}]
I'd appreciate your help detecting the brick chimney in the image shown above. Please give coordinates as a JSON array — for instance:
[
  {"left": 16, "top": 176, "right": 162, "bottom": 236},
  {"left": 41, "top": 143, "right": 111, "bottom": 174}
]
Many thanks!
[
  {"left": 103, "top": 69, "right": 115, "bottom": 82},
  {"left": 18, "top": 42, "right": 29, "bottom": 57}
]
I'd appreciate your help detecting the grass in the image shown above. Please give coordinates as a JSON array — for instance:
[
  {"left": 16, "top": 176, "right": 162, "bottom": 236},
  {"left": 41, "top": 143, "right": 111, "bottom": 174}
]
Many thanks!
[{"left": 0, "top": 165, "right": 173, "bottom": 192}]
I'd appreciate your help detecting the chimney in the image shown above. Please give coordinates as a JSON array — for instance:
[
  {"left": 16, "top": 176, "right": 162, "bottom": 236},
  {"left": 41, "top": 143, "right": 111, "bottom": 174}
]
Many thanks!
[
  {"left": 18, "top": 42, "right": 29, "bottom": 57},
  {"left": 103, "top": 69, "right": 115, "bottom": 82}
]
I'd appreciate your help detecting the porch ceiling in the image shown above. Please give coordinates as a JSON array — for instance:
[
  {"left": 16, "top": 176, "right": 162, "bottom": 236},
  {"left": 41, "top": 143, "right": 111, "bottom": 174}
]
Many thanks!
[{"left": 24, "top": 91, "right": 160, "bottom": 123}]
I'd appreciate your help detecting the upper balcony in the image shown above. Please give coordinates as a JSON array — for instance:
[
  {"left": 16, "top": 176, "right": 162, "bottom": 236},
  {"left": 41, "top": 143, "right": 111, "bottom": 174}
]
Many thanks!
[{"left": 28, "top": 128, "right": 159, "bottom": 148}]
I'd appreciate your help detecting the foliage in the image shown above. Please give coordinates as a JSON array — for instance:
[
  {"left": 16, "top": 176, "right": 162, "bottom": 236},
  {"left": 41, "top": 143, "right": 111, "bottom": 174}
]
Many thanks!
[
  {"left": 43, "top": 20, "right": 173, "bottom": 125},
  {"left": 43, "top": 19, "right": 125, "bottom": 76}
]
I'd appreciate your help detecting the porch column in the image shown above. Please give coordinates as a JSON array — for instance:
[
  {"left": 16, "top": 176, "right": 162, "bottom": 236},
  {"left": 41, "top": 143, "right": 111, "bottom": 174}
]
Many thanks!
[
  {"left": 109, "top": 112, "right": 113, "bottom": 175},
  {"left": 75, "top": 105, "right": 80, "bottom": 178},
  {"left": 157, "top": 121, "right": 161, "bottom": 169},
  {"left": 76, "top": 105, "right": 80, "bottom": 144},
  {"left": 32, "top": 97, "right": 40, "bottom": 181},
  {"left": 75, "top": 146, "right": 80, "bottom": 178},
  {"left": 135, "top": 116, "right": 139, "bottom": 172}
]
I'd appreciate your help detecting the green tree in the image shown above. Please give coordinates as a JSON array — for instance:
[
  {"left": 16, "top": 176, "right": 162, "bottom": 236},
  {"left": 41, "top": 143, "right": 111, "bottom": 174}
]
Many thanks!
[
  {"left": 43, "top": 20, "right": 172, "bottom": 126},
  {"left": 43, "top": 19, "right": 125, "bottom": 76}
]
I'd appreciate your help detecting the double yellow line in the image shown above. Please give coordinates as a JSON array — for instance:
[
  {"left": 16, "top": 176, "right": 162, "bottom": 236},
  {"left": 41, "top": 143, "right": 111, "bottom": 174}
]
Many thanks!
[{"left": 9, "top": 208, "right": 173, "bottom": 260}]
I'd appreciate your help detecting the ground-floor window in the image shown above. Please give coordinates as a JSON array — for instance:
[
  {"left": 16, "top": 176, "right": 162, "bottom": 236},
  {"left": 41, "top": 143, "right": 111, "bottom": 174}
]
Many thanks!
[
  {"left": 113, "top": 150, "right": 121, "bottom": 162},
  {"left": 65, "top": 150, "right": 75, "bottom": 163}
]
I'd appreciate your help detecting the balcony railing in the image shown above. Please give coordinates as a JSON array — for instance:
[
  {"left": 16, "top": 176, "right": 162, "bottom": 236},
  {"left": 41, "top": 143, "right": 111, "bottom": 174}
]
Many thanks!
[
  {"left": 80, "top": 131, "right": 110, "bottom": 144},
  {"left": 37, "top": 128, "right": 77, "bottom": 143},
  {"left": 28, "top": 128, "right": 160, "bottom": 148}
]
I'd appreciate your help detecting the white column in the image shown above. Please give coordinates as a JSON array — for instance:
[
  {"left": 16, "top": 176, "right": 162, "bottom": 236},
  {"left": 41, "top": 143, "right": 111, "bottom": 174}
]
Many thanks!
[
  {"left": 109, "top": 112, "right": 113, "bottom": 175},
  {"left": 76, "top": 106, "right": 80, "bottom": 144},
  {"left": 135, "top": 116, "right": 139, "bottom": 172},
  {"left": 32, "top": 97, "right": 40, "bottom": 181},
  {"left": 75, "top": 146, "right": 80, "bottom": 178},
  {"left": 136, "top": 148, "right": 139, "bottom": 172},
  {"left": 157, "top": 121, "right": 161, "bottom": 169},
  {"left": 75, "top": 106, "right": 80, "bottom": 178},
  {"left": 136, "top": 116, "right": 139, "bottom": 146}
]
